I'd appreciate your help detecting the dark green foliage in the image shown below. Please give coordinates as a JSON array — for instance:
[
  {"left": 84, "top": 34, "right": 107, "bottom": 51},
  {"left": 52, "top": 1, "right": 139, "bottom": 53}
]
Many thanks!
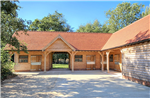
[
  {"left": 1, "top": 1, "right": 29, "bottom": 80},
  {"left": 53, "top": 53, "right": 69, "bottom": 64},
  {"left": 29, "top": 11, "right": 73, "bottom": 32},
  {"left": 1, "top": 46, "right": 15, "bottom": 80},
  {"left": 1, "top": 63, "right": 14, "bottom": 80},
  {"left": 142, "top": 6, "right": 150, "bottom": 17},
  {"left": 76, "top": 20, "right": 110, "bottom": 33},
  {"left": 1, "top": 1, "right": 29, "bottom": 53},
  {"left": 105, "top": 2, "right": 145, "bottom": 33},
  {"left": 76, "top": 2, "right": 149, "bottom": 33}
]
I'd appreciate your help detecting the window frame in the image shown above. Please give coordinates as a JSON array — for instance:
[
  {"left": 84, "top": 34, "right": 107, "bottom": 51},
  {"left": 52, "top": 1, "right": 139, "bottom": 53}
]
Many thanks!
[
  {"left": 75, "top": 55, "right": 83, "bottom": 62},
  {"left": 19, "top": 55, "right": 28, "bottom": 63}
]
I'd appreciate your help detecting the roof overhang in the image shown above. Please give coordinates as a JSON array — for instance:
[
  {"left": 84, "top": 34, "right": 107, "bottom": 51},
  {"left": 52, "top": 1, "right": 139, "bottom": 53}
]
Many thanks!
[{"left": 101, "top": 38, "right": 150, "bottom": 51}]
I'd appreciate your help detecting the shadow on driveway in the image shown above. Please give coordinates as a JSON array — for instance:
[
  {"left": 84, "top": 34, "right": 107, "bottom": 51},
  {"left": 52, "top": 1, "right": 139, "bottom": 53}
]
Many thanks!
[{"left": 1, "top": 70, "right": 149, "bottom": 98}]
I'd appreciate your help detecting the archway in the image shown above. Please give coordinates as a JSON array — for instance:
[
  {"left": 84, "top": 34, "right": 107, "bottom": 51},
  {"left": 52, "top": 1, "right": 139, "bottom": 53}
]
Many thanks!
[{"left": 52, "top": 52, "right": 70, "bottom": 69}]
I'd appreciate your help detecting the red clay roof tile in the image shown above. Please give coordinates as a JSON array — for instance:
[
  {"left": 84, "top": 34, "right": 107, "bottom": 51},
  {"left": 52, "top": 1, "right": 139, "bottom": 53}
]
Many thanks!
[
  {"left": 5, "top": 15, "right": 150, "bottom": 51},
  {"left": 102, "top": 14, "right": 150, "bottom": 50},
  {"left": 6, "top": 31, "right": 112, "bottom": 51}
]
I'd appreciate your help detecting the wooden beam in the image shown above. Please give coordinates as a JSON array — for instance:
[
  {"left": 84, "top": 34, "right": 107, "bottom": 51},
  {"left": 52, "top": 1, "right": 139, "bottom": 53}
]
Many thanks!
[
  {"left": 67, "top": 51, "right": 72, "bottom": 55},
  {"left": 98, "top": 51, "right": 102, "bottom": 56},
  {"left": 14, "top": 52, "right": 18, "bottom": 64},
  {"left": 44, "top": 52, "right": 46, "bottom": 72},
  {"left": 106, "top": 51, "right": 110, "bottom": 73},
  {"left": 72, "top": 53, "right": 74, "bottom": 72},
  {"left": 46, "top": 49, "right": 72, "bottom": 51},
  {"left": 43, "top": 51, "right": 52, "bottom": 72},
  {"left": 46, "top": 51, "right": 51, "bottom": 56},
  {"left": 120, "top": 49, "right": 123, "bottom": 72},
  {"left": 101, "top": 52, "right": 104, "bottom": 71},
  {"left": 98, "top": 52, "right": 104, "bottom": 71},
  {"left": 71, "top": 51, "right": 78, "bottom": 72}
]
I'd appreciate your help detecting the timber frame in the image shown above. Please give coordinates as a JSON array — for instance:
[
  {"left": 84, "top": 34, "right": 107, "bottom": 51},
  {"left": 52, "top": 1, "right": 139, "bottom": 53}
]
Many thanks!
[{"left": 8, "top": 15, "right": 150, "bottom": 86}]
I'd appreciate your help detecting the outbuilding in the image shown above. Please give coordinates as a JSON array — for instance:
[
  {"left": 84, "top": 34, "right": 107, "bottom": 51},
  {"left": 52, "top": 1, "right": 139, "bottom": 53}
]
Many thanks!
[{"left": 6, "top": 15, "right": 150, "bottom": 86}]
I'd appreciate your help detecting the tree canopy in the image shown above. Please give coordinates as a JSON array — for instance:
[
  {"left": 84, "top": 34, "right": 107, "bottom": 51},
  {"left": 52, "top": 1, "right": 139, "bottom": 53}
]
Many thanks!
[
  {"left": 76, "top": 20, "right": 109, "bottom": 33},
  {"left": 1, "top": 0, "right": 30, "bottom": 80},
  {"left": 76, "top": 2, "right": 150, "bottom": 33},
  {"left": 142, "top": 6, "right": 150, "bottom": 17},
  {"left": 1, "top": 0, "right": 29, "bottom": 52},
  {"left": 29, "top": 11, "right": 72, "bottom": 32},
  {"left": 105, "top": 2, "right": 145, "bottom": 33}
]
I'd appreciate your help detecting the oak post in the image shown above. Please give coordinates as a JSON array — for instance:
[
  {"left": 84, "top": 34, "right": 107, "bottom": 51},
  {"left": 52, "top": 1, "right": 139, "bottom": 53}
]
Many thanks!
[
  {"left": 44, "top": 52, "right": 46, "bottom": 72},
  {"left": 106, "top": 51, "right": 110, "bottom": 73}
]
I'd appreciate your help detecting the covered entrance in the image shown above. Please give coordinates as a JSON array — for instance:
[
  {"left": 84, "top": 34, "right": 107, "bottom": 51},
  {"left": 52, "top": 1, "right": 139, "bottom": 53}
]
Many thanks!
[
  {"left": 52, "top": 52, "right": 69, "bottom": 69},
  {"left": 99, "top": 49, "right": 122, "bottom": 72},
  {"left": 42, "top": 34, "right": 76, "bottom": 72}
]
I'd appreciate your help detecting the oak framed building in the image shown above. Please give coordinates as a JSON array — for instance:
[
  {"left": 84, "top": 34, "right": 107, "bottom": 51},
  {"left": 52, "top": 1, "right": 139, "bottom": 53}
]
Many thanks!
[{"left": 6, "top": 15, "right": 150, "bottom": 86}]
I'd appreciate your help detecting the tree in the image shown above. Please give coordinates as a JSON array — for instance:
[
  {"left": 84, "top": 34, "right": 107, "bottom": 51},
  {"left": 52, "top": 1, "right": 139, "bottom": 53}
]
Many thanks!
[
  {"left": 106, "top": 2, "right": 145, "bottom": 33},
  {"left": 1, "top": 0, "right": 29, "bottom": 80},
  {"left": 142, "top": 6, "right": 150, "bottom": 17},
  {"left": 76, "top": 20, "right": 109, "bottom": 33},
  {"left": 29, "top": 11, "right": 73, "bottom": 32},
  {"left": 1, "top": 0, "right": 29, "bottom": 52},
  {"left": 101, "top": 23, "right": 110, "bottom": 33}
]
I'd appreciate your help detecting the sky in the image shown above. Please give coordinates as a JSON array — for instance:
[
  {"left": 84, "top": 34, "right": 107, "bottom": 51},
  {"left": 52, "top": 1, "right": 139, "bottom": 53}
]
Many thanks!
[{"left": 17, "top": 1, "right": 150, "bottom": 31}]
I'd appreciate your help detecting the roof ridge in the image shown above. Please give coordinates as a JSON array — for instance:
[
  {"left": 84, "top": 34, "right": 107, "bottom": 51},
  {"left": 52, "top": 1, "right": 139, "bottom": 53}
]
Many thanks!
[{"left": 26, "top": 31, "right": 112, "bottom": 34}]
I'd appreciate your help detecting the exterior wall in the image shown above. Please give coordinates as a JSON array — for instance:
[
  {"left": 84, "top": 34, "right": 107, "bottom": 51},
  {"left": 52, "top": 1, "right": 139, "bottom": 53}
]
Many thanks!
[
  {"left": 109, "top": 51, "right": 122, "bottom": 72},
  {"left": 103, "top": 50, "right": 122, "bottom": 71},
  {"left": 70, "top": 51, "right": 101, "bottom": 70},
  {"left": 13, "top": 51, "right": 50, "bottom": 72},
  {"left": 121, "top": 42, "right": 150, "bottom": 85},
  {"left": 49, "top": 53, "right": 53, "bottom": 69},
  {"left": 13, "top": 51, "right": 100, "bottom": 71},
  {"left": 14, "top": 51, "right": 31, "bottom": 72}
]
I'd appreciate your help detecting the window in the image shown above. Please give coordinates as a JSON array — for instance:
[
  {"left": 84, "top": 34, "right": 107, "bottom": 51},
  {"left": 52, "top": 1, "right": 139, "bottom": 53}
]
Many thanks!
[
  {"left": 19, "top": 55, "right": 28, "bottom": 63},
  {"left": 109, "top": 55, "right": 113, "bottom": 62},
  {"left": 75, "top": 55, "right": 83, "bottom": 62}
]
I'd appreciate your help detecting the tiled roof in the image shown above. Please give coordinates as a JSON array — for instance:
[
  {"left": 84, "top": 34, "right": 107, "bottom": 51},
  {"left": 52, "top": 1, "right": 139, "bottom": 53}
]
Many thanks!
[
  {"left": 102, "top": 14, "right": 150, "bottom": 50},
  {"left": 6, "top": 31, "right": 112, "bottom": 51},
  {"left": 5, "top": 15, "right": 150, "bottom": 51}
]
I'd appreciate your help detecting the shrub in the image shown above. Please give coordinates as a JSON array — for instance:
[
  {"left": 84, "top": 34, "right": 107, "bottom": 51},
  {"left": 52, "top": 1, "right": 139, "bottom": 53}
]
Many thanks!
[{"left": 1, "top": 47, "right": 15, "bottom": 80}]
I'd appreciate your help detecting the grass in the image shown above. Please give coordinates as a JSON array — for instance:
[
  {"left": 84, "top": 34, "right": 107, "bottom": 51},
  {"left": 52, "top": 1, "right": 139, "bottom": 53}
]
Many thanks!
[{"left": 52, "top": 64, "right": 69, "bottom": 69}]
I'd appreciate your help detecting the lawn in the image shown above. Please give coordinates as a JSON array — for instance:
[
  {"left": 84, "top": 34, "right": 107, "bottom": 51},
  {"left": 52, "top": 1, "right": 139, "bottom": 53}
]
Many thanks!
[{"left": 52, "top": 64, "right": 69, "bottom": 69}]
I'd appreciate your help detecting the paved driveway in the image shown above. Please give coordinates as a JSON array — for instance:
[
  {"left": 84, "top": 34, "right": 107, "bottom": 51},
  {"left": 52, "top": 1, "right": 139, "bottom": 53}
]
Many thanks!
[{"left": 1, "top": 70, "right": 150, "bottom": 98}]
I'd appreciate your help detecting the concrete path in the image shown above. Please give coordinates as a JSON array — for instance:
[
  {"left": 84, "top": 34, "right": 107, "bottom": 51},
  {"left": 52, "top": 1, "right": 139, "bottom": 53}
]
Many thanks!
[{"left": 1, "top": 70, "right": 150, "bottom": 98}]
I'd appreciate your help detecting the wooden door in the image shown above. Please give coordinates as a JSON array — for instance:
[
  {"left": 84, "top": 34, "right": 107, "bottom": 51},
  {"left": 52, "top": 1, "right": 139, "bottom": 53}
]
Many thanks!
[
  {"left": 31, "top": 55, "right": 42, "bottom": 71},
  {"left": 86, "top": 55, "right": 95, "bottom": 70},
  {"left": 114, "top": 54, "right": 120, "bottom": 71}
]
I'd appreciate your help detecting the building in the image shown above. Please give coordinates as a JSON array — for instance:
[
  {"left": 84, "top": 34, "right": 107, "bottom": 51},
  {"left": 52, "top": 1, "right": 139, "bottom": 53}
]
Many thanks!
[{"left": 6, "top": 15, "right": 150, "bottom": 86}]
